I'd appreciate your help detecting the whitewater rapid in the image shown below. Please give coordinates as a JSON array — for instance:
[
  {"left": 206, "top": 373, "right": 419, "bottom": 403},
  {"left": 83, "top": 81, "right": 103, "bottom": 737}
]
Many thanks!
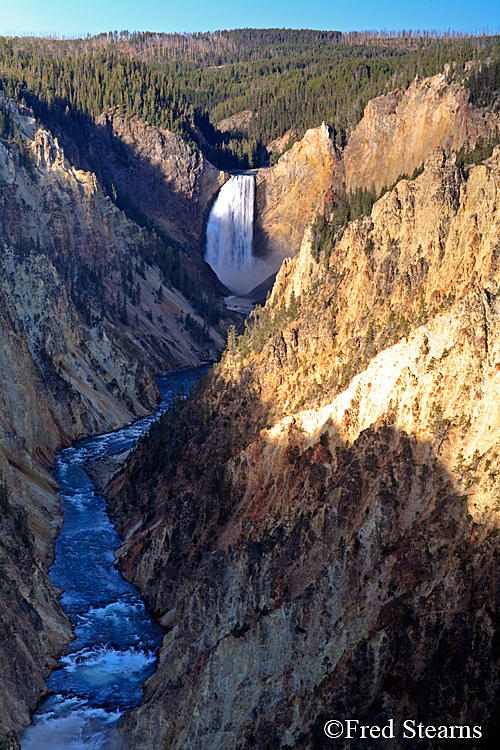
[{"left": 21, "top": 367, "right": 208, "bottom": 749}]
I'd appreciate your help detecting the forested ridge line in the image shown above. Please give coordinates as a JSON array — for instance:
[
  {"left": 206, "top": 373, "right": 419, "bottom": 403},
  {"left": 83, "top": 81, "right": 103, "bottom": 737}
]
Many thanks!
[{"left": 1, "top": 29, "right": 499, "bottom": 170}]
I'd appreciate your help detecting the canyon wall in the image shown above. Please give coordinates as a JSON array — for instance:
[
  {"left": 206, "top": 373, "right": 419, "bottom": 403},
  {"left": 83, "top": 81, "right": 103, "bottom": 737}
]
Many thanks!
[
  {"left": 254, "top": 123, "right": 344, "bottom": 268},
  {"left": 0, "top": 113, "right": 229, "bottom": 370},
  {"left": 253, "top": 74, "right": 500, "bottom": 278},
  {"left": 0, "top": 103, "right": 232, "bottom": 746},
  {"left": 88, "top": 113, "right": 227, "bottom": 249},
  {"left": 0, "top": 206, "right": 158, "bottom": 746},
  {"left": 107, "top": 146, "right": 500, "bottom": 749},
  {"left": 344, "top": 72, "right": 500, "bottom": 195},
  {"left": 0, "top": 245, "right": 151, "bottom": 745}
]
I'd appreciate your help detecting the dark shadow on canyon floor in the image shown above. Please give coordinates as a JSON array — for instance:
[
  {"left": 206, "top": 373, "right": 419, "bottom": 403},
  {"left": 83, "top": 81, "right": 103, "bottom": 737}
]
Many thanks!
[{"left": 102, "top": 366, "right": 500, "bottom": 750}]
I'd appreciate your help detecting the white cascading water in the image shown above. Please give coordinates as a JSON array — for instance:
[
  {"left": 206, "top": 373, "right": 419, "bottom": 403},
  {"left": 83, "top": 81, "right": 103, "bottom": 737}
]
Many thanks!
[{"left": 205, "top": 174, "right": 256, "bottom": 294}]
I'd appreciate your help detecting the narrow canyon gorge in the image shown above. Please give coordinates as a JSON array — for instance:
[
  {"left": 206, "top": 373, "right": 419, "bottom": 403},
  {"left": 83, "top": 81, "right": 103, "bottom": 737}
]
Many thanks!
[{"left": 0, "top": 55, "right": 500, "bottom": 750}]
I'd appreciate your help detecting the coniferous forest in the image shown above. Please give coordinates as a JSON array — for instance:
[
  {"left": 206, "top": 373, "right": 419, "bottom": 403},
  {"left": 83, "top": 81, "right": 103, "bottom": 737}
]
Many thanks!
[{"left": 1, "top": 29, "right": 500, "bottom": 170}]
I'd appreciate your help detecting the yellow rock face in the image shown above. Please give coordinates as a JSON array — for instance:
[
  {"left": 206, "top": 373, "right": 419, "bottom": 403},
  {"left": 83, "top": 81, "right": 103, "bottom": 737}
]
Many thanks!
[
  {"left": 344, "top": 73, "right": 500, "bottom": 195},
  {"left": 253, "top": 74, "right": 499, "bottom": 276},
  {"left": 254, "top": 122, "right": 344, "bottom": 270},
  {"left": 109, "top": 146, "right": 500, "bottom": 750}
]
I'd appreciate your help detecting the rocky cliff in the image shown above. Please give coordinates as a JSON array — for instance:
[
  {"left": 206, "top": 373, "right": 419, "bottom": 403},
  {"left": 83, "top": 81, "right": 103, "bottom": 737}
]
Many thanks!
[
  {"left": 87, "top": 113, "right": 227, "bottom": 249},
  {"left": 254, "top": 123, "right": 344, "bottom": 267},
  {"left": 344, "top": 72, "right": 500, "bottom": 195},
  {"left": 0, "top": 110, "right": 229, "bottom": 370},
  {"left": 106, "top": 145, "right": 500, "bottom": 749},
  {"left": 253, "top": 74, "right": 500, "bottom": 279},
  {"left": 0, "top": 101, "right": 232, "bottom": 746}
]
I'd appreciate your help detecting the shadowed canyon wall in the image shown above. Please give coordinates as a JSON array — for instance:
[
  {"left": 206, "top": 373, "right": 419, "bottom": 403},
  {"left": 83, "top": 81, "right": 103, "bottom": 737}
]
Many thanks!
[
  {"left": 105, "top": 146, "right": 500, "bottom": 749},
  {"left": 0, "top": 102, "right": 232, "bottom": 746},
  {"left": 87, "top": 113, "right": 228, "bottom": 249}
]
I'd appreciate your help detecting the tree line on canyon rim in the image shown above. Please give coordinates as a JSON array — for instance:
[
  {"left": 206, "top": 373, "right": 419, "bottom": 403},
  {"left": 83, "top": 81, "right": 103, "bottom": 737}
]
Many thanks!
[{"left": 0, "top": 29, "right": 499, "bottom": 171}]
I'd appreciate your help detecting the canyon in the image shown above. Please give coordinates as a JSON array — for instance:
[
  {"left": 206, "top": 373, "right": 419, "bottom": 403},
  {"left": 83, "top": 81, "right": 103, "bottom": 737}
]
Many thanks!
[
  {"left": 105, "top": 105, "right": 500, "bottom": 746},
  {"left": 0, "top": 98, "right": 231, "bottom": 746},
  {"left": 0, "top": 63, "right": 500, "bottom": 749}
]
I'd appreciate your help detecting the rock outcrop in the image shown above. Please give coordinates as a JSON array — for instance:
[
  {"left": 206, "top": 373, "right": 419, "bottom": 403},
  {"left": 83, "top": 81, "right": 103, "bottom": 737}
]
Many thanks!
[
  {"left": 254, "top": 122, "right": 344, "bottom": 268},
  {"left": 217, "top": 110, "right": 254, "bottom": 135},
  {"left": 106, "top": 146, "right": 500, "bottom": 749},
  {"left": 253, "top": 74, "right": 500, "bottom": 280},
  {"left": 88, "top": 113, "right": 227, "bottom": 248},
  {"left": 344, "top": 73, "right": 500, "bottom": 196}
]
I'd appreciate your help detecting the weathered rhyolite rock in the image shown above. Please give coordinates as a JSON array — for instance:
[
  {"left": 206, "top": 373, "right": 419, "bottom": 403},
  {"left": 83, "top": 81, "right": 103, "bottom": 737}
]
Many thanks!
[
  {"left": 0, "top": 102, "right": 229, "bottom": 745},
  {"left": 253, "top": 73, "right": 500, "bottom": 277},
  {"left": 344, "top": 72, "right": 500, "bottom": 195},
  {"left": 90, "top": 113, "right": 227, "bottom": 248},
  {"left": 254, "top": 122, "right": 344, "bottom": 269},
  {"left": 106, "top": 146, "right": 500, "bottom": 749}
]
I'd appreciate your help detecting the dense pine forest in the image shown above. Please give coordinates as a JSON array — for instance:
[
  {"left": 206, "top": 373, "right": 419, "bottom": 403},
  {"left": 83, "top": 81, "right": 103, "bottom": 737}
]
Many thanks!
[
  {"left": 1, "top": 29, "right": 500, "bottom": 170},
  {"left": 1, "top": 28, "right": 500, "bottom": 337}
]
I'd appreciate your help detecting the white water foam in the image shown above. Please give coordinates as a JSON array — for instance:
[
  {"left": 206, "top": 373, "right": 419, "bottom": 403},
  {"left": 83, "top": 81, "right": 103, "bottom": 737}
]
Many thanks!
[
  {"left": 21, "top": 367, "right": 209, "bottom": 750},
  {"left": 205, "top": 174, "right": 257, "bottom": 294},
  {"left": 61, "top": 644, "right": 156, "bottom": 680},
  {"left": 22, "top": 697, "right": 120, "bottom": 750},
  {"left": 81, "top": 600, "right": 144, "bottom": 621}
]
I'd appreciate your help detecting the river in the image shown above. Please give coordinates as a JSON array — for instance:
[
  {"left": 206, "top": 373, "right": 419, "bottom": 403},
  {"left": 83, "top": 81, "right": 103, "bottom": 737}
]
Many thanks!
[{"left": 21, "top": 366, "right": 209, "bottom": 749}]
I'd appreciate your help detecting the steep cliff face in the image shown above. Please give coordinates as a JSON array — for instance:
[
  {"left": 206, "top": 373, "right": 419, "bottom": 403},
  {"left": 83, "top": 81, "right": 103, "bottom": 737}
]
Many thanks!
[
  {"left": 254, "top": 123, "right": 344, "bottom": 268},
  {"left": 253, "top": 74, "right": 499, "bottom": 278},
  {"left": 0, "top": 113, "right": 228, "bottom": 370},
  {"left": 106, "top": 146, "right": 500, "bottom": 749},
  {"left": 88, "top": 113, "right": 227, "bottom": 248},
  {"left": 0, "top": 102, "right": 230, "bottom": 746},
  {"left": 344, "top": 72, "right": 500, "bottom": 195}
]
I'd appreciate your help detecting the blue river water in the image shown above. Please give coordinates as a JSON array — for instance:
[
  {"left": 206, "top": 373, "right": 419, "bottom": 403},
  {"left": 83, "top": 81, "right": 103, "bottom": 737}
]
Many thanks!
[{"left": 21, "top": 367, "right": 209, "bottom": 750}]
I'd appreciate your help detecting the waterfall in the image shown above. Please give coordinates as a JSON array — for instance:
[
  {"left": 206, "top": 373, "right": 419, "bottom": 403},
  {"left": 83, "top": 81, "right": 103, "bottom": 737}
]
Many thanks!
[{"left": 205, "top": 175, "right": 256, "bottom": 294}]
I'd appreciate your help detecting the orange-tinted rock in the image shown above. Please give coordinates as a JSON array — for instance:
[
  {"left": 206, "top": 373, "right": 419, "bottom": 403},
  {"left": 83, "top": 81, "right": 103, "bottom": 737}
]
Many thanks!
[
  {"left": 344, "top": 73, "right": 500, "bottom": 194},
  {"left": 107, "top": 146, "right": 500, "bottom": 750},
  {"left": 254, "top": 122, "right": 344, "bottom": 269}
]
